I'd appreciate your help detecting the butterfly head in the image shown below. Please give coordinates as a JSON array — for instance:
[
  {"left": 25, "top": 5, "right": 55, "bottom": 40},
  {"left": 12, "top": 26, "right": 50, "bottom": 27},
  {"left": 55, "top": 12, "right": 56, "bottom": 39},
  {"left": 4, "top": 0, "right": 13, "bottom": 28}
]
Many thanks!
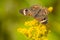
[{"left": 19, "top": 8, "right": 32, "bottom": 16}]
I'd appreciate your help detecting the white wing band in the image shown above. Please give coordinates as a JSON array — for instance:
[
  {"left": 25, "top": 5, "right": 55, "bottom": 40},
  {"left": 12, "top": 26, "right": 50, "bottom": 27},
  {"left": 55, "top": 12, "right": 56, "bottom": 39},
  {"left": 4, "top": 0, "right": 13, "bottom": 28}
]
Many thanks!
[
  {"left": 40, "top": 20, "right": 46, "bottom": 23},
  {"left": 23, "top": 9, "right": 26, "bottom": 15}
]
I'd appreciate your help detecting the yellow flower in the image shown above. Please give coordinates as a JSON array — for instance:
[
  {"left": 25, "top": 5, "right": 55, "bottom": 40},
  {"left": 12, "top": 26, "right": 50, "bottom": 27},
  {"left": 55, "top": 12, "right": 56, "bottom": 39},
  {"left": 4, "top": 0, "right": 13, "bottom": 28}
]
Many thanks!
[
  {"left": 17, "top": 28, "right": 28, "bottom": 34},
  {"left": 24, "top": 19, "right": 38, "bottom": 26},
  {"left": 17, "top": 28, "right": 23, "bottom": 32},
  {"left": 48, "top": 7, "right": 53, "bottom": 12},
  {"left": 42, "top": 37, "right": 48, "bottom": 40},
  {"left": 27, "top": 32, "right": 32, "bottom": 38},
  {"left": 28, "top": 27, "right": 34, "bottom": 32},
  {"left": 24, "top": 21, "right": 31, "bottom": 26},
  {"left": 17, "top": 19, "right": 50, "bottom": 40},
  {"left": 34, "top": 37, "right": 41, "bottom": 40},
  {"left": 40, "top": 26, "right": 47, "bottom": 35}
]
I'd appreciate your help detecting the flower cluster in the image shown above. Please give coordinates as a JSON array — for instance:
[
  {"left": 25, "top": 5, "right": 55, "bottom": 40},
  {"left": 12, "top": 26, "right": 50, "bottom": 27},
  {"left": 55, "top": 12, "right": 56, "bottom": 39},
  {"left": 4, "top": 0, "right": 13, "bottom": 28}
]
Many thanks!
[{"left": 17, "top": 19, "right": 50, "bottom": 40}]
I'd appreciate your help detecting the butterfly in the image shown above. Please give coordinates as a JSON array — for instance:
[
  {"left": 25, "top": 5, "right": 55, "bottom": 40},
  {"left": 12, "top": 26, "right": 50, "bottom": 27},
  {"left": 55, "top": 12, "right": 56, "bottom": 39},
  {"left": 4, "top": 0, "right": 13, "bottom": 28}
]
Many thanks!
[{"left": 19, "top": 5, "right": 50, "bottom": 24}]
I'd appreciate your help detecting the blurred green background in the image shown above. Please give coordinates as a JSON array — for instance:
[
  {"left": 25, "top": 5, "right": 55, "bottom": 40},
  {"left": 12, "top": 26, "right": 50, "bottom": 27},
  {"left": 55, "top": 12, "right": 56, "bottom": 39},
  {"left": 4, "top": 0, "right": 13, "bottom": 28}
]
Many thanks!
[{"left": 0, "top": 0, "right": 60, "bottom": 40}]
